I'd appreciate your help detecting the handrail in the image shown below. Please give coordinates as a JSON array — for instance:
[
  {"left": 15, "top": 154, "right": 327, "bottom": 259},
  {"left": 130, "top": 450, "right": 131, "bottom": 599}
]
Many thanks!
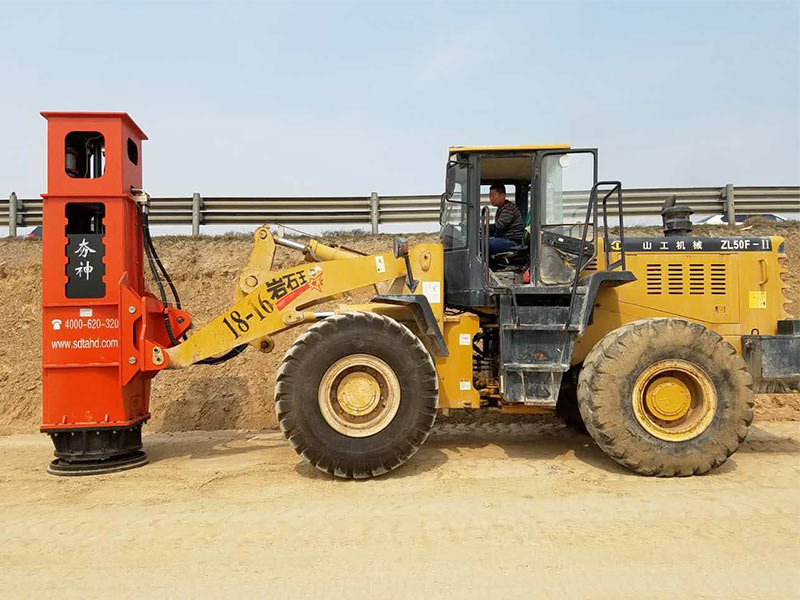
[
  {"left": 564, "top": 185, "right": 599, "bottom": 329},
  {"left": 564, "top": 181, "right": 624, "bottom": 330},
  {"left": 600, "top": 181, "right": 625, "bottom": 271}
]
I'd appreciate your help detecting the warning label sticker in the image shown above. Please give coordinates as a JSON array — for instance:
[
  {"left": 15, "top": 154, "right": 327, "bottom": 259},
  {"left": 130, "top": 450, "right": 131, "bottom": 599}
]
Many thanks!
[
  {"left": 422, "top": 281, "right": 441, "bottom": 304},
  {"left": 749, "top": 291, "right": 767, "bottom": 309}
]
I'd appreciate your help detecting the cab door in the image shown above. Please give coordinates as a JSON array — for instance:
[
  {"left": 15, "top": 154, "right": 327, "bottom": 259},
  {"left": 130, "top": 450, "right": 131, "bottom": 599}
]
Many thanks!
[{"left": 530, "top": 149, "right": 598, "bottom": 286}]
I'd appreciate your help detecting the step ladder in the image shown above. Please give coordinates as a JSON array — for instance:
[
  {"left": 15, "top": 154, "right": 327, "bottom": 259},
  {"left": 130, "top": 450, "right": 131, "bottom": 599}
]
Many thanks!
[{"left": 498, "top": 288, "right": 589, "bottom": 407}]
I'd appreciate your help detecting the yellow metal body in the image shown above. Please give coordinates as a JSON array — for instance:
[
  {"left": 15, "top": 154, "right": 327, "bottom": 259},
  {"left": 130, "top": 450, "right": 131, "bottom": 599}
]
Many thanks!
[
  {"left": 166, "top": 224, "right": 788, "bottom": 415},
  {"left": 573, "top": 236, "right": 789, "bottom": 363},
  {"left": 437, "top": 314, "right": 481, "bottom": 409},
  {"left": 352, "top": 233, "right": 789, "bottom": 410}
]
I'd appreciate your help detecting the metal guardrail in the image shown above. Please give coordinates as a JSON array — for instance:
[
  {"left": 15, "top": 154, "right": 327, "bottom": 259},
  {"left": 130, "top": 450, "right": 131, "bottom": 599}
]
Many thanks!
[{"left": 2, "top": 185, "right": 798, "bottom": 236}]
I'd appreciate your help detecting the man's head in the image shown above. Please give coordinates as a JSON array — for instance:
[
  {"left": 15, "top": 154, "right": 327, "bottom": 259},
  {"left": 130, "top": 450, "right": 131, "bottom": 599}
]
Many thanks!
[{"left": 489, "top": 183, "right": 507, "bottom": 207}]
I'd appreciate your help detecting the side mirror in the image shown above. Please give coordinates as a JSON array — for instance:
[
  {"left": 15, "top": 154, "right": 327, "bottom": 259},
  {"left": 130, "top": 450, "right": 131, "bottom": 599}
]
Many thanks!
[
  {"left": 442, "top": 162, "right": 458, "bottom": 215},
  {"left": 393, "top": 237, "right": 409, "bottom": 259},
  {"left": 445, "top": 163, "right": 456, "bottom": 198}
]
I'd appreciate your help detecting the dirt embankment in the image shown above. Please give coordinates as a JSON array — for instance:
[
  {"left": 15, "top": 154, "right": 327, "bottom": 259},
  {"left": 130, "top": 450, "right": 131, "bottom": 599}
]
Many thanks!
[{"left": 0, "top": 224, "right": 798, "bottom": 434}]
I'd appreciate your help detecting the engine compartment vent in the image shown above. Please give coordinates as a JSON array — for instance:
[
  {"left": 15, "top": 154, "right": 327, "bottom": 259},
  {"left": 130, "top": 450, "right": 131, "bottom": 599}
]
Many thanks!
[
  {"left": 645, "top": 261, "right": 728, "bottom": 296},
  {"left": 689, "top": 264, "right": 705, "bottom": 295},
  {"left": 710, "top": 264, "right": 727, "bottom": 295},
  {"left": 646, "top": 264, "right": 662, "bottom": 295},
  {"left": 667, "top": 264, "right": 684, "bottom": 295}
]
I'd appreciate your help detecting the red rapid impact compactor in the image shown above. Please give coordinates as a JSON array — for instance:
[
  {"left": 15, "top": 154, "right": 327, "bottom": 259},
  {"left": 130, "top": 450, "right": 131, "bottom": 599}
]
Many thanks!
[{"left": 40, "top": 112, "right": 188, "bottom": 475}]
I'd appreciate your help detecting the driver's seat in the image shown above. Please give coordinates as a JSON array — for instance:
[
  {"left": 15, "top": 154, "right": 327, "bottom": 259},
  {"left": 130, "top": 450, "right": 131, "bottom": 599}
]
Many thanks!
[
  {"left": 490, "top": 222, "right": 531, "bottom": 270},
  {"left": 491, "top": 243, "right": 529, "bottom": 269}
]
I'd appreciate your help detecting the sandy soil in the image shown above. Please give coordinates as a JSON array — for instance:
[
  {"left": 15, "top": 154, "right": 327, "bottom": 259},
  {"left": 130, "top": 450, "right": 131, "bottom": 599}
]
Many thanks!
[
  {"left": 0, "top": 420, "right": 798, "bottom": 599},
  {"left": 0, "top": 223, "right": 798, "bottom": 433}
]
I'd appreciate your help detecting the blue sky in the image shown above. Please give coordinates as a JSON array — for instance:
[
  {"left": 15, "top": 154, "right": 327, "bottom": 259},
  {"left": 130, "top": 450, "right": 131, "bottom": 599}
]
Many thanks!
[{"left": 1, "top": 0, "right": 798, "bottom": 200}]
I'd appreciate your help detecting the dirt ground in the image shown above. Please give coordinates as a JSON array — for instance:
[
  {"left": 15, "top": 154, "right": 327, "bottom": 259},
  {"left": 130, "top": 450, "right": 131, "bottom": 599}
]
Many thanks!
[
  {"left": 0, "top": 419, "right": 798, "bottom": 599},
  {"left": 0, "top": 223, "right": 798, "bottom": 433}
]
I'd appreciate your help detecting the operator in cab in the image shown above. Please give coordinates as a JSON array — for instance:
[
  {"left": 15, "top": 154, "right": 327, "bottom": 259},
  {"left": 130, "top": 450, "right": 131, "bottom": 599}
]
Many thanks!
[{"left": 488, "top": 183, "right": 525, "bottom": 255}]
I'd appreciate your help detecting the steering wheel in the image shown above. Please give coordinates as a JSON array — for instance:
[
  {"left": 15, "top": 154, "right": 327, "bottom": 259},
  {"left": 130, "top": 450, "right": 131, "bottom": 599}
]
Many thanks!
[{"left": 542, "top": 229, "right": 594, "bottom": 257}]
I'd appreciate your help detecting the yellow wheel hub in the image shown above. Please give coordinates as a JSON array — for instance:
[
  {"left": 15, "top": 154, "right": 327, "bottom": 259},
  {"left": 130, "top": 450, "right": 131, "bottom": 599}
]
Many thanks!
[
  {"left": 632, "top": 359, "right": 717, "bottom": 442},
  {"left": 645, "top": 376, "right": 692, "bottom": 421},
  {"left": 336, "top": 372, "right": 381, "bottom": 416},
  {"left": 318, "top": 354, "right": 401, "bottom": 438}
]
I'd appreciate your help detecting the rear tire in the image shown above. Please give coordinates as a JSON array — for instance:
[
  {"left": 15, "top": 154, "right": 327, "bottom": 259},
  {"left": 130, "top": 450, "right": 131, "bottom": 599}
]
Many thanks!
[
  {"left": 556, "top": 365, "right": 587, "bottom": 433},
  {"left": 275, "top": 312, "right": 438, "bottom": 479},
  {"left": 578, "top": 318, "right": 754, "bottom": 476}
]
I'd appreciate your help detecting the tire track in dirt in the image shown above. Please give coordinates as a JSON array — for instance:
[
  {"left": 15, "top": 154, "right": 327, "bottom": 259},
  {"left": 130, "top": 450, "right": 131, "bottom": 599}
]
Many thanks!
[{"left": 0, "top": 421, "right": 798, "bottom": 598}]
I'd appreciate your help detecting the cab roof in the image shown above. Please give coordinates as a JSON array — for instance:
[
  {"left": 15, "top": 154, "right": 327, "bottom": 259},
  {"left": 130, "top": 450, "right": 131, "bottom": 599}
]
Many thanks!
[
  {"left": 449, "top": 144, "right": 570, "bottom": 154},
  {"left": 449, "top": 144, "right": 573, "bottom": 180}
]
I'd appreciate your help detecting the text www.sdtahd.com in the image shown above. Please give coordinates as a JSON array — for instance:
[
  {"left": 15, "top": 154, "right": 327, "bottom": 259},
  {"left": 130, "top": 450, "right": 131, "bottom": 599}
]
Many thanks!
[{"left": 51, "top": 338, "right": 119, "bottom": 350}]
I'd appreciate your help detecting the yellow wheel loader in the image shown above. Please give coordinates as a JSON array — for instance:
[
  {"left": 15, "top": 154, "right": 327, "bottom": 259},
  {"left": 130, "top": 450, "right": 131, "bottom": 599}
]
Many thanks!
[{"left": 157, "top": 145, "right": 797, "bottom": 478}]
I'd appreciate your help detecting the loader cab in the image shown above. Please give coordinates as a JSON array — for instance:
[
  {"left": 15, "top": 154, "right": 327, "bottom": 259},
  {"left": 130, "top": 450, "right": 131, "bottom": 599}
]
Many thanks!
[
  {"left": 440, "top": 145, "right": 604, "bottom": 308},
  {"left": 440, "top": 145, "right": 633, "bottom": 408}
]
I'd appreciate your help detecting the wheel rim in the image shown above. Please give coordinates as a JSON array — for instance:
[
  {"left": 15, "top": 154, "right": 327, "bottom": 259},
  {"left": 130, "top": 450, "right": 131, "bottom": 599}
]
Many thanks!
[
  {"left": 631, "top": 359, "right": 717, "bottom": 442},
  {"left": 318, "top": 354, "right": 401, "bottom": 438}
]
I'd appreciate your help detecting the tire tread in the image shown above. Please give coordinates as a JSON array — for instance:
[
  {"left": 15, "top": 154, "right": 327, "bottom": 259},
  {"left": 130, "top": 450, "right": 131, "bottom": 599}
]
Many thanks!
[
  {"left": 275, "top": 312, "right": 438, "bottom": 479},
  {"left": 578, "top": 318, "right": 754, "bottom": 476}
]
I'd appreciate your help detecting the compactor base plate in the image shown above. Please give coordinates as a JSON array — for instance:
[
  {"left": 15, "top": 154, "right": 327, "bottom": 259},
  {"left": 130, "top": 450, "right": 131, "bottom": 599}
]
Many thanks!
[{"left": 47, "top": 451, "right": 148, "bottom": 477}]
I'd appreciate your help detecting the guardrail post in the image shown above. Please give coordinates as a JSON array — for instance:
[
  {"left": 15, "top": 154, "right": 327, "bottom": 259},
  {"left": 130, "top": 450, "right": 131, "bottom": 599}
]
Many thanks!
[
  {"left": 192, "top": 192, "right": 202, "bottom": 237},
  {"left": 724, "top": 183, "right": 735, "bottom": 226},
  {"left": 8, "top": 192, "right": 18, "bottom": 238},
  {"left": 370, "top": 192, "right": 379, "bottom": 234}
]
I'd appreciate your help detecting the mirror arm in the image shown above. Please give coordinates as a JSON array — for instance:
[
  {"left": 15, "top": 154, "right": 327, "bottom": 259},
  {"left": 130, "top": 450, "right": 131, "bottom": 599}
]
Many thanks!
[{"left": 403, "top": 255, "right": 418, "bottom": 292}]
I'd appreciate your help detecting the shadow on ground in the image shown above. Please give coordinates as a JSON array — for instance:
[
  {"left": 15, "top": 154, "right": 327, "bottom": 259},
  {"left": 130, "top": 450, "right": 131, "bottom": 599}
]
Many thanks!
[
  {"left": 143, "top": 430, "right": 285, "bottom": 464},
  {"left": 143, "top": 418, "right": 797, "bottom": 480},
  {"left": 738, "top": 425, "right": 800, "bottom": 453},
  {"left": 292, "top": 447, "right": 451, "bottom": 481}
]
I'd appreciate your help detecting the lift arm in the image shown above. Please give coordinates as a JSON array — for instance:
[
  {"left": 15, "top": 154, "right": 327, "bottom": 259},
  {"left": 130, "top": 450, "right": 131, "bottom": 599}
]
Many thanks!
[{"left": 164, "top": 226, "right": 410, "bottom": 368}]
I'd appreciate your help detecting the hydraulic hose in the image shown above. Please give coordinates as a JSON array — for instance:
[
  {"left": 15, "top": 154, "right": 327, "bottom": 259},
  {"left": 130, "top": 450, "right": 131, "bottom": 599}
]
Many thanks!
[
  {"left": 141, "top": 210, "right": 180, "bottom": 346},
  {"left": 137, "top": 194, "right": 245, "bottom": 365}
]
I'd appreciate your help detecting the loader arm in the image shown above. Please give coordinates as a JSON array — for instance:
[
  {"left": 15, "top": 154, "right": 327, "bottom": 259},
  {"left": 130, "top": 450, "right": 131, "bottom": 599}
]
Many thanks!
[{"left": 164, "top": 226, "right": 410, "bottom": 368}]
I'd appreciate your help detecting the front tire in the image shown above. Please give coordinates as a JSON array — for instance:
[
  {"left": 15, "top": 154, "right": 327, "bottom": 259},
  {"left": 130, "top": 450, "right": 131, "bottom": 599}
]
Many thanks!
[
  {"left": 578, "top": 318, "right": 754, "bottom": 476},
  {"left": 275, "top": 312, "right": 438, "bottom": 479}
]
